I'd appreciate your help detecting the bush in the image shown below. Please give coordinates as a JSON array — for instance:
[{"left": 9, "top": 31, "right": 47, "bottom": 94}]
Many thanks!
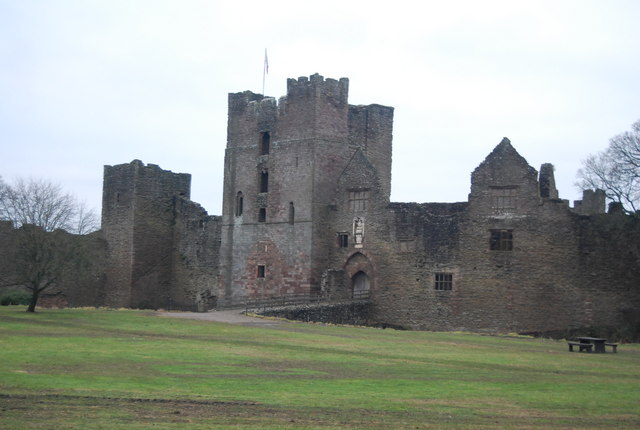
[{"left": 0, "top": 289, "right": 32, "bottom": 306}]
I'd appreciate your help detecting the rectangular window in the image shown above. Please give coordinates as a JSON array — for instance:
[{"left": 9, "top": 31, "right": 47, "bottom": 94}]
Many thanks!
[
  {"left": 258, "top": 208, "right": 266, "bottom": 222},
  {"left": 261, "top": 132, "right": 270, "bottom": 155},
  {"left": 288, "top": 202, "right": 295, "bottom": 225},
  {"left": 348, "top": 190, "right": 369, "bottom": 211},
  {"left": 338, "top": 233, "right": 349, "bottom": 248},
  {"left": 257, "top": 265, "right": 265, "bottom": 278},
  {"left": 260, "top": 171, "right": 269, "bottom": 193},
  {"left": 235, "top": 192, "right": 243, "bottom": 216},
  {"left": 491, "top": 187, "right": 517, "bottom": 210},
  {"left": 434, "top": 273, "right": 453, "bottom": 291},
  {"left": 490, "top": 229, "right": 513, "bottom": 251}
]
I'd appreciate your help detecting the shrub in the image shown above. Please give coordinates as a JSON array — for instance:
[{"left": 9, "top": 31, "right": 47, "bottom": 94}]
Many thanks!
[{"left": 0, "top": 289, "right": 32, "bottom": 306}]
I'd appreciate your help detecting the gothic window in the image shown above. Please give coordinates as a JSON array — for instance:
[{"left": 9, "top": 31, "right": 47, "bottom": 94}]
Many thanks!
[
  {"left": 288, "top": 202, "right": 295, "bottom": 224},
  {"left": 261, "top": 132, "right": 270, "bottom": 155},
  {"left": 490, "top": 229, "right": 513, "bottom": 251},
  {"left": 235, "top": 191, "right": 244, "bottom": 216},
  {"left": 257, "top": 265, "right": 266, "bottom": 278},
  {"left": 491, "top": 187, "right": 517, "bottom": 210},
  {"left": 338, "top": 233, "right": 349, "bottom": 248},
  {"left": 434, "top": 273, "right": 453, "bottom": 291},
  {"left": 349, "top": 190, "right": 369, "bottom": 211},
  {"left": 258, "top": 208, "right": 266, "bottom": 223},
  {"left": 260, "top": 171, "right": 269, "bottom": 193}
]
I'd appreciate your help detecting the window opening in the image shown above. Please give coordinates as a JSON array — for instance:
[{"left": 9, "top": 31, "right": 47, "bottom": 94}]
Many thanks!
[
  {"left": 288, "top": 202, "right": 295, "bottom": 224},
  {"left": 348, "top": 190, "right": 369, "bottom": 211},
  {"left": 491, "top": 187, "right": 517, "bottom": 210},
  {"left": 338, "top": 233, "right": 349, "bottom": 248},
  {"left": 490, "top": 229, "right": 513, "bottom": 251},
  {"left": 235, "top": 191, "right": 244, "bottom": 216},
  {"left": 260, "top": 171, "right": 269, "bottom": 193},
  {"left": 257, "top": 265, "right": 265, "bottom": 278},
  {"left": 434, "top": 273, "right": 453, "bottom": 290},
  {"left": 258, "top": 208, "right": 266, "bottom": 223},
  {"left": 261, "top": 132, "right": 270, "bottom": 155}
]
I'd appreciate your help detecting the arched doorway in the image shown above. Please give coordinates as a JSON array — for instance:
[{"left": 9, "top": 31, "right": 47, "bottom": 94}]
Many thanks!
[
  {"left": 343, "top": 252, "right": 374, "bottom": 300},
  {"left": 351, "top": 271, "right": 370, "bottom": 298}
]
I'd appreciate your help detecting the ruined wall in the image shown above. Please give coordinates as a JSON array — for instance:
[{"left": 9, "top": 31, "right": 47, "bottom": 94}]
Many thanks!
[
  {"left": 0, "top": 221, "right": 14, "bottom": 286},
  {"left": 171, "top": 198, "right": 221, "bottom": 311},
  {"left": 102, "top": 160, "right": 220, "bottom": 310},
  {"left": 15, "top": 73, "right": 636, "bottom": 338},
  {"left": 0, "top": 224, "right": 106, "bottom": 308},
  {"left": 358, "top": 138, "right": 640, "bottom": 337}
]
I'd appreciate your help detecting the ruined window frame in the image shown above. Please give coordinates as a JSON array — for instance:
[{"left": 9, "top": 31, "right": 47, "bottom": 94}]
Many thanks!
[
  {"left": 348, "top": 189, "right": 369, "bottom": 212},
  {"left": 490, "top": 186, "right": 517, "bottom": 211},
  {"left": 257, "top": 265, "right": 266, "bottom": 278},
  {"left": 434, "top": 273, "right": 453, "bottom": 291},
  {"left": 489, "top": 229, "right": 513, "bottom": 251}
]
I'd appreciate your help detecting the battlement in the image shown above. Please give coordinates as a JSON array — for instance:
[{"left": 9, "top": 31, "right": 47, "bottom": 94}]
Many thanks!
[
  {"left": 103, "top": 160, "right": 191, "bottom": 208},
  {"left": 286, "top": 73, "right": 349, "bottom": 105},
  {"left": 573, "top": 189, "right": 606, "bottom": 215},
  {"left": 228, "top": 90, "right": 267, "bottom": 113}
]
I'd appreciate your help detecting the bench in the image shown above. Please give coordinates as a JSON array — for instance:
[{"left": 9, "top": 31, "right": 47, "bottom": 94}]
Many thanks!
[
  {"left": 567, "top": 342, "right": 593, "bottom": 352},
  {"left": 605, "top": 343, "right": 618, "bottom": 353}
]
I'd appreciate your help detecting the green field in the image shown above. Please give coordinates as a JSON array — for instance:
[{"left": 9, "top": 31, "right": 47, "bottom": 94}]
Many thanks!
[{"left": 0, "top": 307, "right": 638, "bottom": 429}]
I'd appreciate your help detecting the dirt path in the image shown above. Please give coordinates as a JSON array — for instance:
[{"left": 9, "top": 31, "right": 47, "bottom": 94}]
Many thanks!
[{"left": 156, "top": 309, "right": 287, "bottom": 328}]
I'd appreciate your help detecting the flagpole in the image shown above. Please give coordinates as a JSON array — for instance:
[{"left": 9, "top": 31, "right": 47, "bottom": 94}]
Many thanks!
[{"left": 262, "top": 49, "right": 268, "bottom": 95}]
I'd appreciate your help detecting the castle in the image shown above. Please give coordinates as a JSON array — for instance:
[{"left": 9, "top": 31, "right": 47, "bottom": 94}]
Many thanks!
[{"left": 7, "top": 74, "right": 640, "bottom": 335}]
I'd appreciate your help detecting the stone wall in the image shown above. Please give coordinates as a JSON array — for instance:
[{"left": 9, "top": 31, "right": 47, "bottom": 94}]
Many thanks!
[
  {"left": 0, "top": 225, "right": 106, "bottom": 308},
  {"left": 219, "top": 74, "right": 393, "bottom": 306},
  {"left": 5, "top": 73, "right": 637, "bottom": 339},
  {"left": 344, "top": 138, "right": 640, "bottom": 338},
  {"left": 102, "top": 160, "right": 221, "bottom": 310},
  {"left": 258, "top": 301, "right": 372, "bottom": 326}
]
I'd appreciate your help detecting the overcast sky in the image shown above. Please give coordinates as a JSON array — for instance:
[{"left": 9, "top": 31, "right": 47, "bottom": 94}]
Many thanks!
[{"left": 1, "top": 1, "right": 639, "bottom": 218}]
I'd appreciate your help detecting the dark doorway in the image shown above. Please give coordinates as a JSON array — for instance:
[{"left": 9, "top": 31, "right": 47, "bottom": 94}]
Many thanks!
[{"left": 352, "top": 271, "right": 370, "bottom": 298}]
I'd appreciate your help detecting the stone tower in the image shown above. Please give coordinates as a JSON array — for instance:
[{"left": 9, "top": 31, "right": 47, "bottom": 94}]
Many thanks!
[
  {"left": 102, "top": 160, "right": 191, "bottom": 309},
  {"left": 219, "top": 73, "right": 393, "bottom": 305}
]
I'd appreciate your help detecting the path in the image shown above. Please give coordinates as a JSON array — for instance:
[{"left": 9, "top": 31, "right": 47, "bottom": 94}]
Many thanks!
[{"left": 157, "top": 309, "right": 286, "bottom": 328}]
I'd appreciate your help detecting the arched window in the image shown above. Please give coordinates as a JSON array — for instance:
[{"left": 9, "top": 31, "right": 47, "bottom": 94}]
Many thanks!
[
  {"left": 261, "top": 132, "right": 270, "bottom": 155},
  {"left": 288, "top": 202, "right": 295, "bottom": 224},
  {"left": 235, "top": 192, "right": 244, "bottom": 216}
]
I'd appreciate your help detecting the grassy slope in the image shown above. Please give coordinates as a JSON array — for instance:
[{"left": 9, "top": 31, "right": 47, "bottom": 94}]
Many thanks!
[{"left": 0, "top": 307, "right": 638, "bottom": 429}]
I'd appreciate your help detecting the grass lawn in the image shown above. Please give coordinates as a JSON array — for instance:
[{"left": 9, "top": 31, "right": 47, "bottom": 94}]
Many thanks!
[{"left": 0, "top": 306, "right": 639, "bottom": 429}]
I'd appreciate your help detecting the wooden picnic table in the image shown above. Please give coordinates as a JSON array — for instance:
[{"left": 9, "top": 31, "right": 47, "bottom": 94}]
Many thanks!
[{"left": 578, "top": 337, "right": 606, "bottom": 353}]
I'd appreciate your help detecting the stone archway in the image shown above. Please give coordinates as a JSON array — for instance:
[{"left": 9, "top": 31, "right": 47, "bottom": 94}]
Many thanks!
[
  {"left": 344, "top": 252, "right": 374, "bottom": 299},
  {"left": 351, "top": 271, "right": 370, "bottom": 298}
]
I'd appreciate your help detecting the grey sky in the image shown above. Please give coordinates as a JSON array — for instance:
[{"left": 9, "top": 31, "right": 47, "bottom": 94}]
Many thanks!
[{"left": 1, "top": 0, "right": 639, "bottom": 217}]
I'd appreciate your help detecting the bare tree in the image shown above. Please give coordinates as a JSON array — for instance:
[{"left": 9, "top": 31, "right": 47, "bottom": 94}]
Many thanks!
[
  {"left": 0, "top": 178, "right": 99, "bottom": 312},
  {"left": 577, "top": 120, "right": 640, "bottom": 213}
]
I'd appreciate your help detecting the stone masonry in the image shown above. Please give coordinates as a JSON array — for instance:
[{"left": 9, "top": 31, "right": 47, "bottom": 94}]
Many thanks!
[{"left": 4, "top": 73, "right": 637, "bottom": 338}]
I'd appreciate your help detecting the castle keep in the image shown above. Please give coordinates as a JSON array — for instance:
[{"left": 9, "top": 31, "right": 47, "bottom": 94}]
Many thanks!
[{"left": 9, "top": 74, "right": 639, "bottom": 335}]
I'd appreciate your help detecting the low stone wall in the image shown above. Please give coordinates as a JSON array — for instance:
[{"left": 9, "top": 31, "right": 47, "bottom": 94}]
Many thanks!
[{"left": 256, "top": 301, "right": 372, "bottom": 326}]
